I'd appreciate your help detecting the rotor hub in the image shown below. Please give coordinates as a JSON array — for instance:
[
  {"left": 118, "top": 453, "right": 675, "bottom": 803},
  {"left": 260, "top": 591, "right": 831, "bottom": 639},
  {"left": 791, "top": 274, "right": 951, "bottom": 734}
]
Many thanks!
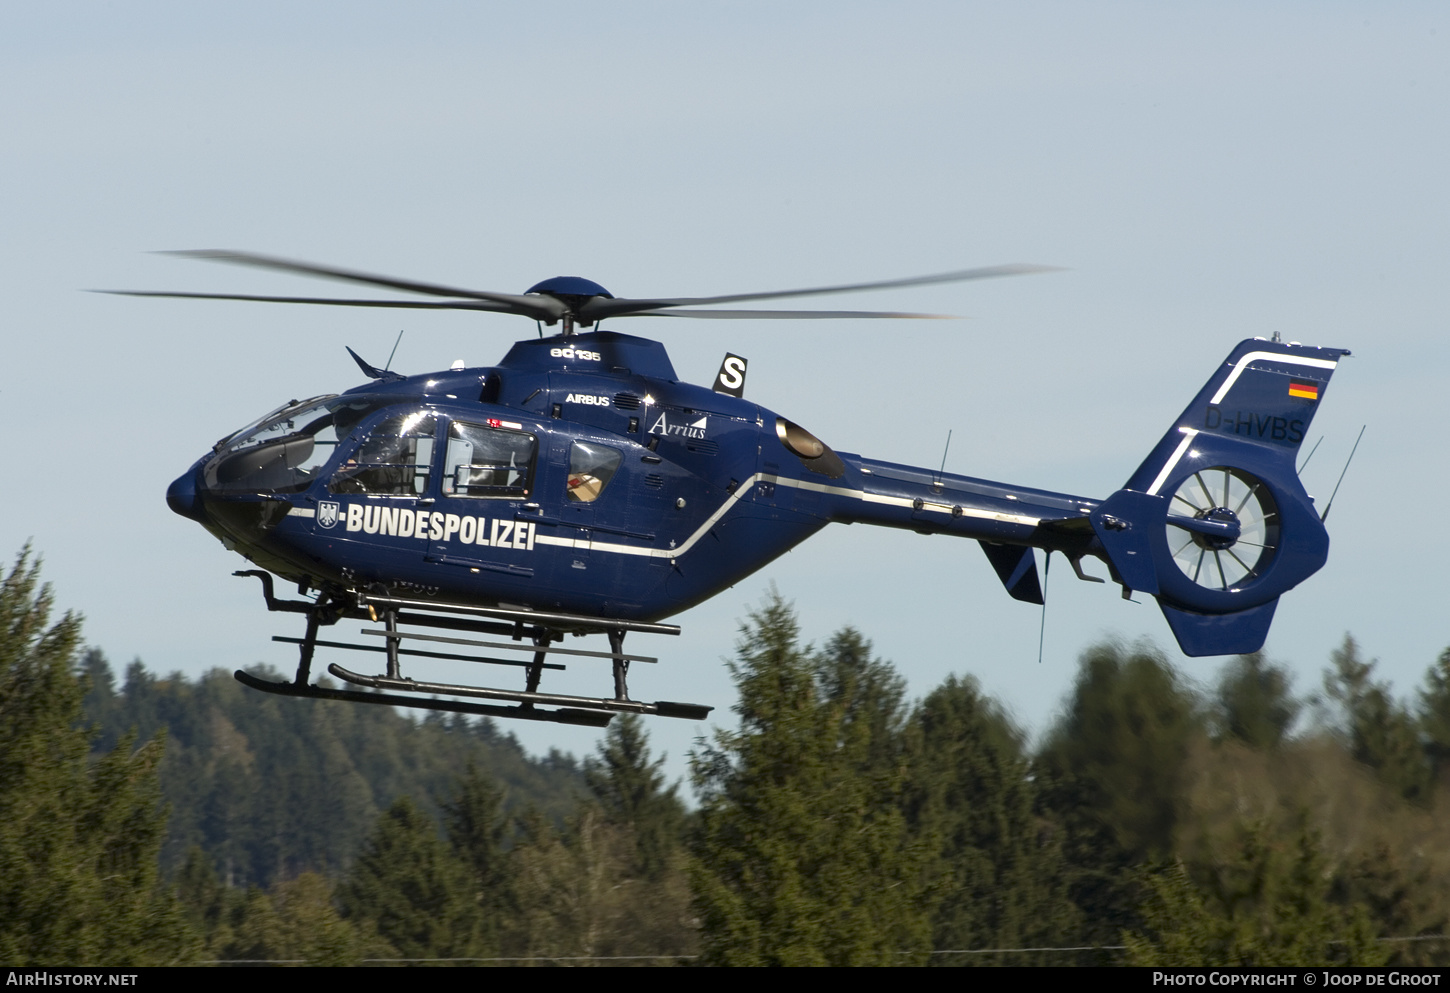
[
  {"left": 1191, "top": 506, "right": 1242, "bottom": 550},
  {"left": 1167, "top": 466, "right": 1280, "bottom": 592},
  {"left": 525, "top": 276, "right": 613, "bottom": 300}
]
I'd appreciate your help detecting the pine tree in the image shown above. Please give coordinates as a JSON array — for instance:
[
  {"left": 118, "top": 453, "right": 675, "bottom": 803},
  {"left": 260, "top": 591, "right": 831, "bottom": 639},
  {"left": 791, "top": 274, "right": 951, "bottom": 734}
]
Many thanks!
[
  {"left": 1216, "top": 652, "right": 1300, "bottom": 750},
  {"left": 1418, "top": 647, "right": 1450, "bottom": 792},
  {"left": 1038, "top": 643, "right": 1201, "bottom": 859},
  {"left": 1331, "top": 842, "right": 1450, "bottom": 967},
  {"left": 690, "top": 592, "right": 931, "bottom": 966},
  {"left": 444, "top": 764, "right": 513, "bottom": 955},
  {"left": 814, "top": 627, "right": 908, "bottom": 774},
  {"left": 905, "top": 675, "right": 1076, "bottom": 964},
  {"left": 0, "top": 548, "right": 196, "bottom": 965},
  {"left": 586, "top": 713, "right": 685, "bottom": 880},
  {"left": 176, "top": 848, "right": 363, "bottom": 966},
  {"left": 1126, "top": 822, "right": 1386, "bottom": 966},
  {"left": 1035, "top": 642, "right": 1203, "bottom": 946},
  {"left": 576, "top": 715, "right": 697, "bottom": 958},
  {"left": 339, "top": 796, "right": 482, "bottom": 963},
  {"left": 227, "top": 875, "right": 362, "bottom": 966},
  {"left": 83, "top": 656, "right": 586, "bottom": 888},
  {"left": 1324, "top": 635, "right": 1432, "bottom": 805}
]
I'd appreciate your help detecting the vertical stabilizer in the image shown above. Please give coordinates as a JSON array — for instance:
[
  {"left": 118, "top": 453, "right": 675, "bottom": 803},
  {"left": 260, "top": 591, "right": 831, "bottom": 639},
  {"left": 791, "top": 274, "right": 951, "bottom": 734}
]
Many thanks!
[{"left": 1092, "top": 339, "right": 1350, "bottom": 656}]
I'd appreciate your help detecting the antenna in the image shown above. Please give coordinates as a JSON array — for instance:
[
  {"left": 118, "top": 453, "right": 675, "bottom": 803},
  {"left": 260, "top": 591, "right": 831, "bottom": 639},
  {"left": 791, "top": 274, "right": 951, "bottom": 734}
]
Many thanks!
[
  {"left": 1320, "top": 425, "right": 1366, "bottom": 523},
  {"left": 384, "top": 330, "right": 404, "bottom": 372},
  {"left": 1296, "top": 435, "right": 1323, "bottom": 475},
  {"left": 1037, "top": 551, "right": 1051, "bottom": 665},
  {"left": 938, "top": 430, "right": 953, "bottom": 478}
]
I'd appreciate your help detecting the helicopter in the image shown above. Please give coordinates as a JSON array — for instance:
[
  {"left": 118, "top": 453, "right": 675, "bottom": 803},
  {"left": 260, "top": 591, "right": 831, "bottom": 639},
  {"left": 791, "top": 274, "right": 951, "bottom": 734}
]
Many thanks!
[{"left": 121, "top": 251, "right": 1350, "bottom": 727}]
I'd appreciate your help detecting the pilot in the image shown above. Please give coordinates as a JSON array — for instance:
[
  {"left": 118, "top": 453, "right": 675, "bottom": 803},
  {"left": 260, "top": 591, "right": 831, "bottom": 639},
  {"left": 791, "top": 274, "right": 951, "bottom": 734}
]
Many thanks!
[{"left": 333, "top": 434, "right": 413, "bottom": 495}]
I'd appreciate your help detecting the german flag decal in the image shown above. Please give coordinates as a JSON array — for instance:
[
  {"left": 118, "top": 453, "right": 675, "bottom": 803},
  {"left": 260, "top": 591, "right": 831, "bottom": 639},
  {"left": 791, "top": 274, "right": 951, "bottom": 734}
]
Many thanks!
[{"left": 1288, "top": 380, "right": 1319, "bottom": 400}]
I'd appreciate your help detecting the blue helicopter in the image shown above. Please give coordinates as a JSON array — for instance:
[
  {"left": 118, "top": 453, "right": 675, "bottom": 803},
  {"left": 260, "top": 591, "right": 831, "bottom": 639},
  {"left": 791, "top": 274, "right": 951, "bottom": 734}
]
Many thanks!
[{"left": 126, "top": 251, "right": 1350, "bottom": 727}]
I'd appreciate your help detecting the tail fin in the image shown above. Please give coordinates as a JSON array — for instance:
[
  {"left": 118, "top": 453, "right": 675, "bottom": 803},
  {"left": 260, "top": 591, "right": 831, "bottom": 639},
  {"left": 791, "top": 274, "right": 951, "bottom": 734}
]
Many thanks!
[{"left": 1090, "top": 339, "right": 1350, "bottom": 656}]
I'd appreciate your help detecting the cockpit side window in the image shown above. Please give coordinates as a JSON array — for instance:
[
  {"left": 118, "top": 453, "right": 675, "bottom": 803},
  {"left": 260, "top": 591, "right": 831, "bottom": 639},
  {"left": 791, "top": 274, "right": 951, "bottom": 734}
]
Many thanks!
[
  {"left": 566, "top": 441, "right": 623, "bottom": 503},
  {"left": 443, "top": 420, "right": 536, "bottom": 499},
  {"left": 205, "top": 396, "right": 381, "bottom": 495},
  {"left": 329, "top": 411, "right": 437, "bottom": 496}
]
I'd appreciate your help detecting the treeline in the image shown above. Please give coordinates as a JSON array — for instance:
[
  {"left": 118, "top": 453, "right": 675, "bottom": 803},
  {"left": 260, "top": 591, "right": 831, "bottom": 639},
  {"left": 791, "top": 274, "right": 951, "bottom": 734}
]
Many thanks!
[
  {"left": 80, "top": 653, "right": 585, "bottom": 888},
  {"left": 5, "top": 547, "right": 1450, "bottom": 965}
]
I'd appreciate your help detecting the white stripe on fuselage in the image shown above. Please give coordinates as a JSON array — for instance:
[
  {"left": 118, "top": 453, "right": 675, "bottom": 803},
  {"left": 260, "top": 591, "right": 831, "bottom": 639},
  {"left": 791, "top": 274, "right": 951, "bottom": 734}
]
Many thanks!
[
  {"left": 532, "top": 472, "right": 1042, "bottom": 562},
  {"left": 1146, "top": 429, "right": 1200, "bottom": 496}
]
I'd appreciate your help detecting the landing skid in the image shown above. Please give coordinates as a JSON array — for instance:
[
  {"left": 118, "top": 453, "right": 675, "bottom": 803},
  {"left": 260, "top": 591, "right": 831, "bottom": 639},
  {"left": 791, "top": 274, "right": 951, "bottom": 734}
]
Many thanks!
[
  {"left": 231, "top": 571, "right": 713, "bottom": 726},
  {"left": 234, "top": 667, "right": 616, "bottom": 727}
]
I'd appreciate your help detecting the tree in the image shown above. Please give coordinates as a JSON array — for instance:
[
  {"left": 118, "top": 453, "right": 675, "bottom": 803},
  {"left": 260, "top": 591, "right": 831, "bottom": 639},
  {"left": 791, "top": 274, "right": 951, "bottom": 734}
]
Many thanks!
[
  {"left": 1126, "top": 821, "right": 1386, "bottom": 966},
  {"left": 690, "top": 592, "right": 931, "bottom": 966},
  {"left": 338, "top": 796, "right": 482, "bottom": 962},
  {"left": 814, "top": 627, "right": 908, "bottom": 775},
  {"left": 0, "top": 548, "right": 196, "bottom": 965},
  {"left": 1215, "top": 652, "right": 1300, "bottom": 750},
  {"left": 584, "top": 714, "right": 686, "bottom": 880},
  {"left": 178, "top": 854, "right": 363, "bottom": 967},
  {"left": 1039, "top": 643, "right": 1201, "bottom": 860},
  {"left": 1323, "top": 635, "right": 1431, "bottom": 805},
  {"left": 1331, "top": 842, "right": 1450, "bottom": 967},
  {"left": 444, "top": 764, "right": 513, "bottom": 955},
  {"left": 905, "top": 675, "right": 1076, "bottom": 964},
  {"left": 1035, "top": 642, "right": 1203, "bottom": 945},
  {"left": 505, "top": 802, "right": 697, "bottom": 962},
  {"left": 80, "top": 655, "right": 587, "bottom": 888},
  {"left": 488, "top": 719, "right": 697, "bottom": 962},
  {"left": 1419, "top": 647, "right": 1450, "bottom": 792}
]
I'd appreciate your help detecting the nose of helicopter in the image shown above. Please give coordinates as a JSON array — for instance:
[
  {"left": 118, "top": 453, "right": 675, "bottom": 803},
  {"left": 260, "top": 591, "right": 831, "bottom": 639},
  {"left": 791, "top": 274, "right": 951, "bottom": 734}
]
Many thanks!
[{"left": 166, "top": 465, "right": 208, "bottom": 523}]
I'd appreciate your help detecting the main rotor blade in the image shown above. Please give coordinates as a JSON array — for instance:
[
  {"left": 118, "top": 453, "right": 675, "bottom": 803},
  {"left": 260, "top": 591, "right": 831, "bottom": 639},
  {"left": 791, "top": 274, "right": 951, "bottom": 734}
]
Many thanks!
[
  {"left": 628, "top": 308, "right": 959, "bottom": 320},
  {"left": 98, "top": 290, "right": 526, "bottom": 314},
  {"left": 161, "top": 250, "right": 564, "bottom": 320},
  {"left": 579, "top": 262, "right": 1058, "bottom": 320}
]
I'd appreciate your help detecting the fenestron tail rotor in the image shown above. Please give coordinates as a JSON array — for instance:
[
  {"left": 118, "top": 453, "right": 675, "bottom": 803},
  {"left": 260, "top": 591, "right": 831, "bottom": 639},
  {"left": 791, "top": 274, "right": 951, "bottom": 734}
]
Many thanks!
[
  {"left": 100, "top": 251, "right": 1059, "bottom": 333},
  {"left": 1166, "top": 467, "right": 1279, "bottom": 592}
]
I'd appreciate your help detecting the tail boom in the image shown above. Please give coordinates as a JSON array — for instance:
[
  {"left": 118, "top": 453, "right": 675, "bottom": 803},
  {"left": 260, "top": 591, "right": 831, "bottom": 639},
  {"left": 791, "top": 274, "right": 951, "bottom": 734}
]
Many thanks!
[{"left": 784, "top": 338, "right": 1349, "bottom": 658}]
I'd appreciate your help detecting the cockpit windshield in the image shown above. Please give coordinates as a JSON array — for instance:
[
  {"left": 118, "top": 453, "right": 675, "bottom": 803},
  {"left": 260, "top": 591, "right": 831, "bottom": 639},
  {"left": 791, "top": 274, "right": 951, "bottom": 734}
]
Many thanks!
[{"left": 204, "top": 396, "right": 400, "bottom": 495}]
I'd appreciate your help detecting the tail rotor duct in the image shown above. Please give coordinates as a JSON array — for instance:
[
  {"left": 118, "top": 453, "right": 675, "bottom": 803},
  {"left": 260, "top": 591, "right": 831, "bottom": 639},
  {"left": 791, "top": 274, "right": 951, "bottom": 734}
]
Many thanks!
[{"left": 1166, "top": 467, "right": 1279, "bottom": 592}]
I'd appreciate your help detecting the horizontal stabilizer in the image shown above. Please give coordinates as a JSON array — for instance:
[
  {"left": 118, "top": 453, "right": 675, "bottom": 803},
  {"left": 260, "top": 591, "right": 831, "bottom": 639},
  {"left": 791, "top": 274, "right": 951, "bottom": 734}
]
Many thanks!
[{"left": 979, "top": 542, "right": 1044, "bottom": 605}]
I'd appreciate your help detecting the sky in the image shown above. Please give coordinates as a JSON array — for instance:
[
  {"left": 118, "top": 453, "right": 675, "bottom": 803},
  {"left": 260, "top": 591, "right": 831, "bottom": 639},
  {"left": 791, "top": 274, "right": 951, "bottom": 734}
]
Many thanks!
[{"left": 2, "top": 2, "right": 1446, "bottom": 787}]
